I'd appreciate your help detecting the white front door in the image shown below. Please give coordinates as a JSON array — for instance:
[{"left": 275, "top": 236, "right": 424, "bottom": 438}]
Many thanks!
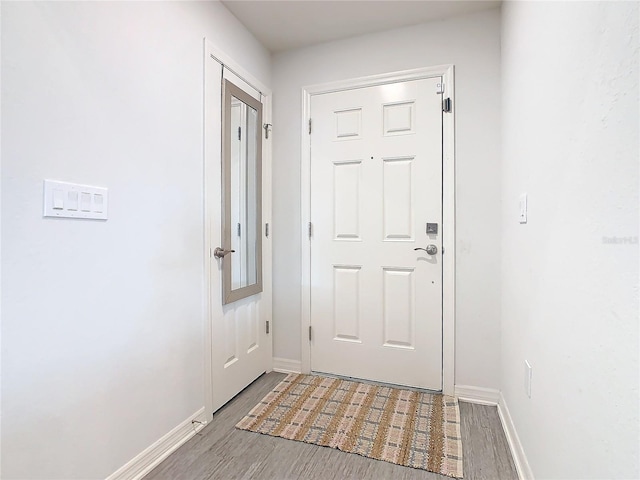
[{"left": 310, "top": 77, "right": 443, "bottom": 391}]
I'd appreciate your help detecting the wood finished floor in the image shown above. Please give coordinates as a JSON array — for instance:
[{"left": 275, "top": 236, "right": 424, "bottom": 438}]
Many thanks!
[{"left": 145, "top": 372, "right": 518, "bottom": 480}]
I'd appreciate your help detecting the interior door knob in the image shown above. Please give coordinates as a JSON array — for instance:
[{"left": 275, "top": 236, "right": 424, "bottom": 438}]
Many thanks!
[
  {"left": 214, "top": 247, "right": 235, "bottom": 259},
  {"left": 414, "top": 245, "right": 438, "bottom": 255}
]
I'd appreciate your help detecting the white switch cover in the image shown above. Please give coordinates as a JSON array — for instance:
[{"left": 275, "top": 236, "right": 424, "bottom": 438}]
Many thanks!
[
  {"left": 52, "top": 189, "right": 64, "bottom": 209},
  {"left": 524, "top": 360, "right": 532, "bottom": 398},
  {"left": 44, "top": 180, "right": 108, "bottom": 220},
  {"left": 67, "top": 191, "right": 78, "bottom": 211},
  {"left": 519, "top": 193, "right": 528, "bottom": 224},
  {"left": 94, "top": 194, "right": 104, "bottom": 213},
  {"left": 80, "top": 192, "right": 92, "bottom": 211}
]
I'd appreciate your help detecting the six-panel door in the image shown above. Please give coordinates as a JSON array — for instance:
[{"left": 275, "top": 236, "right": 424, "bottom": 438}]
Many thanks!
[{"left": 310, "top": 78, "right": 443, "bottom": 390}]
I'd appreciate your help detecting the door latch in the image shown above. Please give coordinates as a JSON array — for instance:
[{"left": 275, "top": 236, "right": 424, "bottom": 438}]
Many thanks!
[
  {"left": 414, "top": 245, "right": 438, "bottom": 255},
  {"left": 213, "top": 247, "right": 235, "bottom": 259}
]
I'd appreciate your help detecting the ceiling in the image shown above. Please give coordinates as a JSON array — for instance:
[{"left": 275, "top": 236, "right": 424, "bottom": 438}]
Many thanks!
[{"left": 221, "top": 0, "right": 501, "bottom": 53}]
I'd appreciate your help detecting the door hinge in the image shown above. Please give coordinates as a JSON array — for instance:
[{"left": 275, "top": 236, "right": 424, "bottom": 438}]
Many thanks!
[
  {"left": 265, "top": 222, "right": 269, "bottom": 238},
  {"left": 308, "top": 222, "right": 312, "bottom": 239},
  {"left": 237, "top": 223, "right": 241, "bottom": 237},
  {"left": 443, "top": 97, "right": 452, "bottom": 113},
  {"left": 308, "top": 118, "right": 312, "bottom": 135},
  {"left": 238, "top": 126, "right": 241, "bottom": 140},
  {"left": 436, "top": 82, "right": 445, "bottom": 94},
  {"left": 263, "top": 123, "right": 272, "bottom": 139},
  {"left": 309, "top": 326, "right": 312, "bottom": 341},
  {"left": 266, "top": 320, "right": 270, "bottom": 334}
]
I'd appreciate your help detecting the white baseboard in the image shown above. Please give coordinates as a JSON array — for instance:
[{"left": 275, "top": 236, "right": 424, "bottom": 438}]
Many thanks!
[
  {"left": 455, "top": 386, "right": 533, "bottom": 480},
  {"left": 454, "top": 384, "right": 500, "bottom": 406},
  {"left": 106, "top": 407, "right": 207, "bottom": 480},
  {"left": 272, "top": 357, "right": 302, "bottom": 374},
  {"left": 497, "top": 393, "right": 534, "bottom": 480}
]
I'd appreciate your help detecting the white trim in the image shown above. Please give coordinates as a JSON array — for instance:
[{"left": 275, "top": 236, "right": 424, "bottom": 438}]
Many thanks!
[
  {"left": 272, "top": 357, "right": 302, "bottom": 374},
  {"left": 300, "top": 81, "right": 312, "bottom": 376},
  {"left": 106, "top": 408, "right": 207, "bottom": 480},
  {"left": 301, "top": 65, "right": 455, "bottom": 95},
  {"left": 455, "top": 385, "right": 500, "bottom": 406},
  {"left": 261, "top": 91, "right": 275, "bottom": 378},
  {"left": 441, "top": 65, "right": 456, "bottom": 397},
  {"left": 203, "top": 38, "right": 273, "bottom": 418},
  {"left": 204, "top": 39, "right": 271, "bottom": 98},
  {"left": 457, "top": 387, "right": 534, "bottom": 480},
  {"left": 202, "top": 36, "right": 216, "bottom": 427},
  {"left": 300, "top": 66, "right": 456, "bottom": 395},
  {"left": 498, "top": 393, "right": 535, "bottom": 480}
]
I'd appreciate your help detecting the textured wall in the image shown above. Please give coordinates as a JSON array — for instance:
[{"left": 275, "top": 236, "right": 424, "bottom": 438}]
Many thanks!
[{"left": 500, "top": 2, "right": 639, "bottom": 478}]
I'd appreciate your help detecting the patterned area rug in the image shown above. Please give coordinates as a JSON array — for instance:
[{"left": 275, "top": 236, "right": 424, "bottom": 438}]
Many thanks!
[{"left": 236, "top": 373, "right": 464, "bottom": 478}]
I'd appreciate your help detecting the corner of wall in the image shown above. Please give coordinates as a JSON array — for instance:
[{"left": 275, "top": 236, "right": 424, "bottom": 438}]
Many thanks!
[
  {"left": 497, "top": 393, "right": 534, "bottom": 480},
  {"left": 272, "top": 357, "right": 302, "bottom": 374},
  {"left": 106, "top": 408, "right": 207, "bottom": 480}
]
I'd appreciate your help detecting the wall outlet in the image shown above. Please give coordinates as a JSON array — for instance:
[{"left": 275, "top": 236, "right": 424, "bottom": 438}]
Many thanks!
[
  {"left": 524, "top": 360, "right": 532, "bottom": 398},
  {"left": 519, "top": 193, "right": 528, "bottom": 224}
]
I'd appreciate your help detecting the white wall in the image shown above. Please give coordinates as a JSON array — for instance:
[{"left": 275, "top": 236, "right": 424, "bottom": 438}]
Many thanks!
[
  {"left": 1, "top": 2, "right": 270, "bottom": 478},
  {"left": 271, "top": 8, "right": 502, "bottom": 389},
  {"left": 500, "top": 2, "right": 639, "bottom": 478}
]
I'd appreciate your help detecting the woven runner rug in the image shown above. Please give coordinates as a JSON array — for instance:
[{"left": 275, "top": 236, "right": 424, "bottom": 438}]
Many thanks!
[{"left": 236, "top": 373, "right": 463, "bottom": 478}]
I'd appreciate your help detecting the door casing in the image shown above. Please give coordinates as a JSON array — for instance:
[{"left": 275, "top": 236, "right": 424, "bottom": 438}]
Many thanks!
[{"left": 301, "top": 65, "right": 456, "bottom": 395}]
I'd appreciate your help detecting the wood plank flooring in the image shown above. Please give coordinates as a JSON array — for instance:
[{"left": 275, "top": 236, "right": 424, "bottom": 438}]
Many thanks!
[{"left": 145, "top": 372, "right": 518, "bottom": 480}]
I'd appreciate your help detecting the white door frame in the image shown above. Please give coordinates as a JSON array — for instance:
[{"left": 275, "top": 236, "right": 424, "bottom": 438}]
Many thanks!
[
  {"left": 203, "top": 38, "right": 273, "bottom": 418},
  {"left": 300, "top": 65, "right": 455, "bottom": 395}
]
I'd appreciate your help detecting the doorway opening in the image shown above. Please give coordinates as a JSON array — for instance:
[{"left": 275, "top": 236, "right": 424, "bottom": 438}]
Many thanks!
[{"left": 300, "top": 66, "right": 456, "bottom": 395}]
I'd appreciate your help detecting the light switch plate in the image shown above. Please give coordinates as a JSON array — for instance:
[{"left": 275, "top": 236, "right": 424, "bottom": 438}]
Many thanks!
[
  {"left": 43, "top": 180, "right": 108, "bottom": 220},
  {"left": 524, "top": 360, "right": 532, "bottom": 398},
  {"left": 519, "top": 193, "right": 528, "bottom": 224}
]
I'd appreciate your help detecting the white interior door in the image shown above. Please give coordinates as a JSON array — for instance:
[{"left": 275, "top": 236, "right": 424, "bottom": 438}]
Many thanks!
[
  {"left": 208, "top": 67, "right": 271, "bottom": 413},
  {"left": 310, "top": 77, "right": 443, "bottom": 391}
]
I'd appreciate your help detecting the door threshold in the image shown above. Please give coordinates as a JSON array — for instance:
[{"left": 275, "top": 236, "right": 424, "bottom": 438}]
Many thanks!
[{"left": 310, "top": 370, "right": 442, "bottom": 395}]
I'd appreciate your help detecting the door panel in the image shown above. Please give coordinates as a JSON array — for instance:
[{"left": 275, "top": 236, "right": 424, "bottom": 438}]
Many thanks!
[
  {"left": 310, "top": 77, "right": 443, "bottom": 390},
  {"left": 383, "top": 156, "right": 414, "bottom": 240},
  {"left": 333, "top": 265, "right": 361, "bottom": 342},
  {"left": 333, "top": 160, "right": 362, "bottom": 240},
  {"left": 209, "top": 74, "right": 269, "bottom": 413},
  {"left": 210, "top": 294, "right": 268, "bottom": 412}
]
